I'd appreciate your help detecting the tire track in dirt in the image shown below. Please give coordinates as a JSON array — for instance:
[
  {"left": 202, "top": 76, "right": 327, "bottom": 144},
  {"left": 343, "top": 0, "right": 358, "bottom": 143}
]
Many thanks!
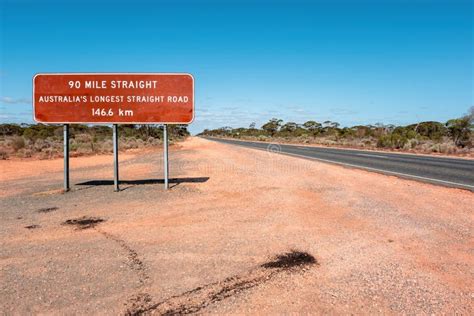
[
  {"left": 123, "top": 251, "right": 317, "bottom": 315},
  {"left": 62, "top": 217, "right": 151, "bottom": 301},
  {"left": 61, "top": 217, "right": 318, "bottom": 315},
  {"left": 95, "top": 228, "right": 150, "bottom": 286}
]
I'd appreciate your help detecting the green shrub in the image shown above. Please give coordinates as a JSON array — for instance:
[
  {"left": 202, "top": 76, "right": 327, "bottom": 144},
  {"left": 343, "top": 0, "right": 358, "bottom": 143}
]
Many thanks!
[
  {"left": 376, "top": 135, "right": 392, "bottom": 148},
  {"left": 446, "top": 117, "right": 472, "bottom": 147}
]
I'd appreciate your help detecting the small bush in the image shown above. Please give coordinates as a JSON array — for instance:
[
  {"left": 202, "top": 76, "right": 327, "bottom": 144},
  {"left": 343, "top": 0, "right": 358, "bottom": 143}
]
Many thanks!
[
  {"left": 11, "top": 136, "right": 25, "bottom": 151},
  {"left": 377, "top": 135, "right": 392, "bottom": 148},
  {"left": 18, "top": 149, "right": 32, "bottom": 158}
]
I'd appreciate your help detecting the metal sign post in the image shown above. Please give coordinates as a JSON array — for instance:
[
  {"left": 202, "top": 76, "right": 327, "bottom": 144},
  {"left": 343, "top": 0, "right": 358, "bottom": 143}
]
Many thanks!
[
  {"left": 113, "top": 124, "right": 119, "bottom": 192},
  {"left": 63, "top": 124, "right": 70, "bottom": 192},
  {"left": 163, "top": 124, "right": 169, "bottom": 190}
]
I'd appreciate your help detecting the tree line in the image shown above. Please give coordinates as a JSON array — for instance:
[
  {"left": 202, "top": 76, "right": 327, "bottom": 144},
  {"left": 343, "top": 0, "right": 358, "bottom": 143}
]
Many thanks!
[
  {"left": 199, "top": 107, "right": 473, "bottom": 150},
  {"left": 0, "top": 124, "right": 190, "bottom": 159},
  {"left": 0, "top": 123, "right": 190, "bottom": 141}
]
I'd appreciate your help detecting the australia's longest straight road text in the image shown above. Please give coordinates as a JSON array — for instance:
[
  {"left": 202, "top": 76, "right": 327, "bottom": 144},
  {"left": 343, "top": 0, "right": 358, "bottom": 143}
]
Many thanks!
[{"left": 203, "top": 137, "right": 474, "bottom": 191}]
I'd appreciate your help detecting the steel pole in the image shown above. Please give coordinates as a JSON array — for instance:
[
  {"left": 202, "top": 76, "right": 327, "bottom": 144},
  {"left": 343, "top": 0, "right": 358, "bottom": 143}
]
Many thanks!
[
  {"left": 163, "top": 124, "right": 169, "bottom": 190},
  {"left": 63, "top": 124, "right": 70, "bottom": 192},
  {"left": 113, "top": 124, "right": 119, "bottom": 192}
]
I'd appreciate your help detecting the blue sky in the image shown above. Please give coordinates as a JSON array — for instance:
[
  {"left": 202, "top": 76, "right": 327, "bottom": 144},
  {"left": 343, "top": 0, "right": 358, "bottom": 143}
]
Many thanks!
[{"left": 0, "top": 0, "right": 472, "bottom": 134}]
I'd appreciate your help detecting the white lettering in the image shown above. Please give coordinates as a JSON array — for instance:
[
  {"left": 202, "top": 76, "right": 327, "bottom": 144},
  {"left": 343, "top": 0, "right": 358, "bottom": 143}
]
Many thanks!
[
  {"left": 167, "top": 96, "right": 188, "bottom": 103},
  {"left": 110, "top": 80, "right": 157, "bottom": 89},
  {"left": 85, "top": 80, "right": 107, "bottom": 89}
]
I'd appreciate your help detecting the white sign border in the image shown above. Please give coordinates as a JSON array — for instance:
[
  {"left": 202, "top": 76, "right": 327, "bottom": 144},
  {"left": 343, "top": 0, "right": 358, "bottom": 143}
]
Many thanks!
[{"left": 32, "top": 72, "right": 195, "bottom": 125}]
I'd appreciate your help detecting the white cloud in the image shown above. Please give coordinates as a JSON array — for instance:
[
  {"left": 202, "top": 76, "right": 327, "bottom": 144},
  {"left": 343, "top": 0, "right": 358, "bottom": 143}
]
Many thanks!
[
  {"left": 329, "top": 108, "right": 359, "bottom": 116},
  {"left": 0, "top": 96, "right": 31, "bottom": 105}
]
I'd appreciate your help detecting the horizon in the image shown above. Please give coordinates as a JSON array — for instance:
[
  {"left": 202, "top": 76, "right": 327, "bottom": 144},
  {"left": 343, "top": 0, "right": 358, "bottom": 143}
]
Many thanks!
[{"left": 1, "top": 0, "right": 473, "bottom": 134}]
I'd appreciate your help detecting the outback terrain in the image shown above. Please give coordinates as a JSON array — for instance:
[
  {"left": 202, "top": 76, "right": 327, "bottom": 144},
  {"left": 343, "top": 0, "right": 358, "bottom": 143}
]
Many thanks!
[
  {"left": 1, "top": 137, "right": 473, "bottom": 314},
  {"left": 200, "top": 109, "right": 474, "bottom": 158}
]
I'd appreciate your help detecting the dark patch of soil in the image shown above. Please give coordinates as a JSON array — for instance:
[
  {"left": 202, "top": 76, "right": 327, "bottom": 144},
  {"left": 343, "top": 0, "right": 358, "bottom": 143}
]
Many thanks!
[
  {"left": 261, "top": 251, "right": 317, "bottom": 270},
  {"left": 25, "top": 224, "right": 40, "bottom": 229},
  {"left": 62, "top": 216, "right": 105, "bottom": 230},
  {"left": 37, "top": 206, "right": 59, "bottom": 213}
]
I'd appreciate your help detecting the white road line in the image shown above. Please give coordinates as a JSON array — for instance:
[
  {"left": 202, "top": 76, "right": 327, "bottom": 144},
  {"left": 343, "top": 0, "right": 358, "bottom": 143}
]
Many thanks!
[
  {"left": 356, "top": 153, "right": 388, "bottom": 159},
  {"left": 206, "top": 137, "right": 474, "bottom": 162}
]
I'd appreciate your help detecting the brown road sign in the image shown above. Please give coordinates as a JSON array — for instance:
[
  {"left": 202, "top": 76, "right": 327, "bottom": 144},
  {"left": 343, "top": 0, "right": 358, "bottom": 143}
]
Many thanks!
[{"left": 33, "top": 73, "right": 194, "bottom": 124}]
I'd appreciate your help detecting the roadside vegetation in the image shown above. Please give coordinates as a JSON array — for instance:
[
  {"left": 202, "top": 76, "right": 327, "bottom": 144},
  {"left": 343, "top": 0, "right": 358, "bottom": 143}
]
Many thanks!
[
  {"left": 0, "top": 124, "right": 189, "bottom": 159},
  {"left": 199, "top": 107, "right": 474, "bottom": 157}
]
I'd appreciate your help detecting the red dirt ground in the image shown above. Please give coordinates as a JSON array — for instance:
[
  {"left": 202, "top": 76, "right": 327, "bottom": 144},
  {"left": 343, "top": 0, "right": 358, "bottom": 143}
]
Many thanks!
[{"left": 0, "top": 137, "right": 472, "bottom": 314}]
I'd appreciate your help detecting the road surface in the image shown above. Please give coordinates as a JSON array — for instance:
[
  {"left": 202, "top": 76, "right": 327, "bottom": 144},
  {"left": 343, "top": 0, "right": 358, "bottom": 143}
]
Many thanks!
[{"left": 204, "top": 137, "right": 474, "bottom": 191}]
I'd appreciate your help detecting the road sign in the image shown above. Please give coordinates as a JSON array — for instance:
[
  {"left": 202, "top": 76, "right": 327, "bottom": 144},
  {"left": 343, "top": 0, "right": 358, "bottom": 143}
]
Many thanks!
[
  {"left": 33, "top": 73, "right": 192, "bottom": 192},
  {"left": 33, "top": 73, "right": 194, "bottom": 124}
]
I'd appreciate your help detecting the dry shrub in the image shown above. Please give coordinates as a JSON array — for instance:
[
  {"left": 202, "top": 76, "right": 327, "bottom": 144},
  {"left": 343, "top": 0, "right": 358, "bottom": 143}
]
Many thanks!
[
  {"left": 438, "top": 143, "right": 453, "bottom": 154},
  {"left": 127, "top": 138, "right": 145, "bottom": 149},
  {"left": 0, "top": 149, "right": 8, "bottom": 160},
  {"left": 430, "top": 144, "right": 440, "bottom": 153},
  {"left": 403, "top": 139, "right": 417, "bottom": 150},
  {"left": 74, "top": 133, "right": 92, "bottom": 143},
  {"left": 38, "top": 148, "right": 59, "bottom": 160},
  {"left": 147, "top": 137, "right": 160, "bottom": 146},
  {"left": 76, "top": 143, "right": 93, "bottom": 155},
  {"left": 33, "top": 138, "right": 48, "bottom": 152},
  {"left": 38, "top": 151, "right": 50, "bottom": 160},
  {"left": 18, "top": 149, "right": 32, "bottom": 158},
  {"left": 99, "top": 139, "right": 113, "bottom": 153},
  {"left": 10, "top": 136, "right": 25, "bottom": 151},
  {"left": 122, "top": 138, "right": 139, "bottom": 149}
]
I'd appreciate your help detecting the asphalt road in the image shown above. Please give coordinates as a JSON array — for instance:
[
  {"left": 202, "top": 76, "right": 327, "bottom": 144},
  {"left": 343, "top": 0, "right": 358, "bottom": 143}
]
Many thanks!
[{"left": 204, "top": 137, "right": 474, "bottom": 191}]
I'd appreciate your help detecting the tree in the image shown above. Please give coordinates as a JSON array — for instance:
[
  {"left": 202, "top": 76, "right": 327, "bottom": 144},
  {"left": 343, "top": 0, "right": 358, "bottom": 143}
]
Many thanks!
[
  {"left": 281, "top": 122, "right": 298, "bottom": 134},
  {"left": 385, "top": 124, "right": 396, "bottom": 133},
  {"left": 0, "top": 124, "right": 23, "bottom": 136},
  {"left": 322, "top": 120, "right": 340, "bottom": 135},
  {"left": 352, "top": 125, "right": 370, "bottom": 138},
  {"left": 262, "top": 118, "right": 283, "bottom": 136},
  {"left": 249, "top": 122, "right": 256, "bottom": 129},
  {"left": 330, "top": 122, "right": 340, "bottom": 129},
  {"left": 339, "top": 127, "right": 354, "bottom": 138},
  {"left": 446, "top": 115, "right": 472, "bottom": 147},
  {"left": 409, "top": 121, "right": 446, "bottom": 141},
  {"left": 323, "top": 120, "right": 332, "bottom": 128},
  {"left": 303, "top": 120, "right": 322, "bottom": 136},
  {"left": 467, "top": 106, "right": 474, "bottom": 122},
  {"left": 220, "top": 126, "right": 233, "bottom": 134}
]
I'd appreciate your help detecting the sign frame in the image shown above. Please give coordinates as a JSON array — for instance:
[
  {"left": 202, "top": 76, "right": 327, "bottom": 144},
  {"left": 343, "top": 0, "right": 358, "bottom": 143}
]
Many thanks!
[{"left": 32, "top": 72, "right": 195, "bottom": 125}]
